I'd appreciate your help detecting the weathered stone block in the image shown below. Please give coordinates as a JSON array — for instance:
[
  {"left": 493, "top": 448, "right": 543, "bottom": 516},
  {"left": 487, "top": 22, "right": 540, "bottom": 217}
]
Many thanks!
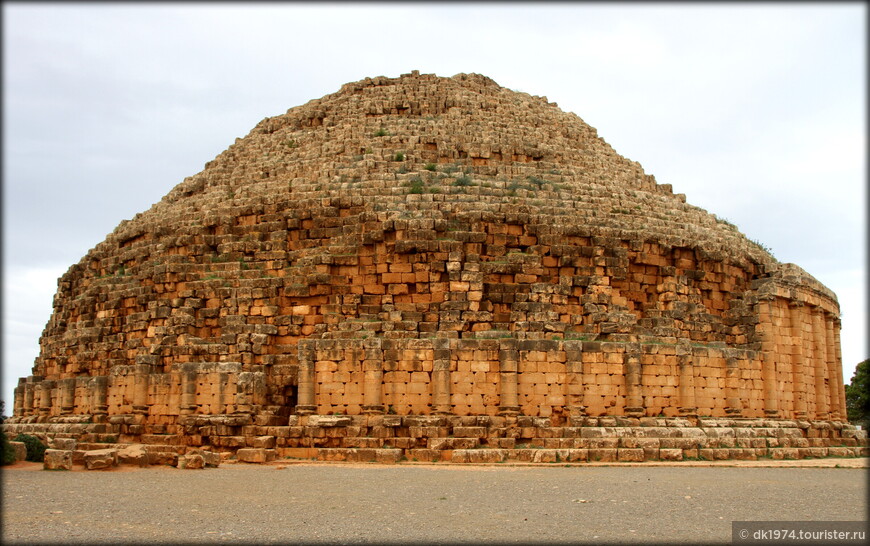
[
  {"left": 659, "top": 448, "right": 683, "bottom": 461},
  {"left": 181, "top": 453, "right": 204, "bottom": 469},
  {"left": 146, "top": 450, "right": 179, "bottom": 466},
  {"left": 84, "top": 448, "right": 118, "bottom": 470},
  {"left": 43, "top": 449, "right": 72, "bottom": 470},
  {"left": 237, "top": 448, "right": 276, "bottom": 463},
  {"left": 50, "top": 438, "right": 77, "bottom": 450},
  {"left": 9, "top": 441, "right": 26, "bottom": 462},
  {"left": 250, "top": 436, "right": 276, "bottom": 449},
  {"left": 617, "top": 448, "right": 645, "bottom": 462},
  {"left": 307, "top": 415, "right": 352, "bottom": 428},
  {"left": 117, "top": 444, "right": 148, "bottom": 467},
  {"left": 452, "top": 449, "right": 506, "bottom": 463}
]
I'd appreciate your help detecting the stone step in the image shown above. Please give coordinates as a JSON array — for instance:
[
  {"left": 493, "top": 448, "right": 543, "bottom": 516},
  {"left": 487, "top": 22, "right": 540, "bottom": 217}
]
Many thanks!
[
  {"left": 316, "top": 448, "right": 403, "bottom": 463},
  {"left": 426, "top": 437, "right": 480, "bottom": 450}
]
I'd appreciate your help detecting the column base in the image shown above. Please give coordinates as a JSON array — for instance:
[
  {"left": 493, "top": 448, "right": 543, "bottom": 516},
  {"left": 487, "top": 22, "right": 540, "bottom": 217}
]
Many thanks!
[
  {"left": 725, "top": 408, "right": 743, "bottom": 417},
  {"left": 678, "top": 407, "right": 698, "bottom": 418},
  {"left": 498, "top": 405, "right": 520, "bottom": 416},
  {"left": 764, "top": 409, "right": 780, "bottom": 418},
  {"left": 624, "top": 407, "right": 644, "bottom": 418},
  {"left": 361, "top": 404, "right": 385, "bottom": 415},
  {"left": 132, "top": 405, "right": 149, "bottom": 415},
  {"left": 295, "top": 405, "right": 317, "bottom": 416}
]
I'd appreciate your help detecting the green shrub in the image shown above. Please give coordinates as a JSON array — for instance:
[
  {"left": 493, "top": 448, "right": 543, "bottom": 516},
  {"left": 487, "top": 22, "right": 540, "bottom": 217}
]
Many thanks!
[
  {"left": 409, "top": 176, "right": 424, "bottom": 194},
  {"left": 423, "top": 163, "right": 436, "bottom": 171},
  {"left": 14, "top": 434, "right": 46, "bottom": 462},
  {"left": 374, "top": 128, "right": 388, "bottom": 137},
  {"left": 1, "top": 433, "right": 16, "bottom": 465},
  {"left": 393, "top": 152, "right": 404, "bottom": 162},
  {"left": 453, "top": 175, "right": 471, "bottom": 187}
]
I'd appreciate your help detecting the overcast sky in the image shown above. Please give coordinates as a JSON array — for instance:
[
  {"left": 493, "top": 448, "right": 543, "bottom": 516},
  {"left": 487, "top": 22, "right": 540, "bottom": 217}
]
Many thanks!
[{"left": 2, "top": 2, "right": 866, "bottom": 410}]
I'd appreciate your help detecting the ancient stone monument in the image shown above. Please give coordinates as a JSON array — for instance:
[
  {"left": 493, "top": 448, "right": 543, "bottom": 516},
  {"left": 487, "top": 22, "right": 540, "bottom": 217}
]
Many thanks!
[{"left": 5, "top": 71, "right": 866, "bottom": 464}]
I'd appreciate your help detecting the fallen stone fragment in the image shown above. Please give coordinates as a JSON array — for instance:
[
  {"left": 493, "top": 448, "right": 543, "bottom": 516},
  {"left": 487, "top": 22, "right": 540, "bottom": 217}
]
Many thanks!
[
  {"left": 84, "top": 448, "right": 118, "bottom": 470},
  {"left": 43, "top": 449, "right": 72, "bottom": 470}
]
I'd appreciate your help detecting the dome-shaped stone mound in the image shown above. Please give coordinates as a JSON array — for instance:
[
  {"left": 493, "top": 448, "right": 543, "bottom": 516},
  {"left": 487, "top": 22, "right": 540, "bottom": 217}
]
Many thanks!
[{"left": 8, "top": 71, "right": 861, "bottom": 464}]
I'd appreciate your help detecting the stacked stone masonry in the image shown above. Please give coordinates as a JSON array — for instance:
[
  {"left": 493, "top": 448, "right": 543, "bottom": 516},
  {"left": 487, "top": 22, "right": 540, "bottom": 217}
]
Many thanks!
[{"left": 6, "top": 71, "right": 864, "bottom": 463}]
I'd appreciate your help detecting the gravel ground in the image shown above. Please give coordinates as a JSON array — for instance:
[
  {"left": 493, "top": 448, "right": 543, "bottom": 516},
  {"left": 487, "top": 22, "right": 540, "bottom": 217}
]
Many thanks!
[{"left": 2, "top": 461, "right": 867, "bottom": 544}]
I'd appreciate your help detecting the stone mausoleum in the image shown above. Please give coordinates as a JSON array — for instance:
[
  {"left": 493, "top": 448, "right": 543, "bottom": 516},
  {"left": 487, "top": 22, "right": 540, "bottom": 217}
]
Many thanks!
[{"left": 5, "top": 71, "right": 866, "bottom": 464}]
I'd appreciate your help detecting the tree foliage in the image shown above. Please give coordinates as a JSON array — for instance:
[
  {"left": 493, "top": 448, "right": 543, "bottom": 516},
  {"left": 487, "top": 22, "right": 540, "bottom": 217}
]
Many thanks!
[{"left": 845, "top": 359, "right": 870, "bottom": 426}]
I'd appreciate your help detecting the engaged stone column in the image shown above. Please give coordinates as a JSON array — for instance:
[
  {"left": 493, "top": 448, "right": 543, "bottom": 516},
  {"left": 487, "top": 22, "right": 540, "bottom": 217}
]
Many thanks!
[
  {"left": 362, "top": 338, "right": 384, "bottom": 414},
  {"left": 180, "top": 366, "right": 198, "bottom": 416},
  {"left": 624, "top": 351, "right": 643, "bottom": 418},
  {"left": 788, "top": 302, "right": 807, "bottom": 419},
  {"left": 833, "top": 318, "right": 847, "bottom": 419},
  {"left": 132, "top": 364, "right": 150, "bottom": 415},
  {"left": 677, "top": 353, "right": 697, "bottom": 417},
  {"left": 23, "top": 379, "right": 36, "bottom": 417},
  {"left": 15, "top": 378, "right": 29, "bottom": 417},
  {"left": 498, "top": 339, "right": 519, "bottom": 416},
  {"left": 295, "top": 340, "right": 316, "bottom": 415},
  {"left": 564, "top": 340, "right": 585, "bottom": 418},
  {"left": 90, "top": 376, "right": 109, "bottom": 416},
  {"left": 431, "top": 338, "right": 452, "bottom": 415},
  {"left": 13, "top": 380, "right": 24, "bottom": 417},
  {"left": 757, "top": 299, "right": 779, "bottom": 418},
  {"left": 38, "top": 381, "right": 55, "bottom": 417},
  {"left": 824, "top": 313, "right": 842, "bottom": 420},
  {"left": 724, "top": 355, "right": 743, "bottom": 416},
  {"left": 812, "top": 309, "right": 829, "bottom": 420},
  {"left": 60, "top": 378, "right": 76, "bottom": 415}
]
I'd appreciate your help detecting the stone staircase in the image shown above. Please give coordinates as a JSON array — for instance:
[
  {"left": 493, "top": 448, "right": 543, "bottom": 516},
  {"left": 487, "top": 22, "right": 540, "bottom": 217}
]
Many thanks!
[{"left": 4, "top": 414, "right": 867, "bottom": 466}]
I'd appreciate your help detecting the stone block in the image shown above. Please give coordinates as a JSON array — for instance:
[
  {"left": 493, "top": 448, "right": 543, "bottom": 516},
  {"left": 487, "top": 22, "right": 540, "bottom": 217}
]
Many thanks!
[
  {"left": 43, "top": 449, "right": 72, "bottom": 470},
  {"left": 617, "top": 448, "right": 645, "bottom": 462},
  {"left": 181, "top": 453, "right": 204, "bottom": 469},
  {"left": 117, "top": 444, "right": 149, "bottom": 467},
  {"left": 84, "top": 448, "right": 119, "bottom": 470},
  {"left": 9, "top": 441, "right": 26, "bottom": 462},
  {"left": 452, "top": 426, "right": 486, "bottom": 437},
  {"left": 307, "top": 415, "right": 352, "bottom": 428},
  {"left": 237, "top": 448, "right": 277, "bottom": 463},
  {"left": 428, "top": 437, "right": 479, "bottom": 450},
  {"left": 250, "top": 436, "right": 276, "bottom": 449},
  {"left": 659, "top": 448, "right": 683, "bottom": 461},
  {"left": 51, "top": 438, "right": 78, "bottom": 450},
  {"left": 565, "top": 448, "right": 588, "bottom": 462},
  {"left": 406, "top": 448, "right": 442, "bottom": 462},
  {"left": 532, "top": 449, "right": 558, "bottom": 463},
  {"left": 452, "top": 449, "right": 507, "bottom": 463},
  {"left": 374, "top": 449, "right": 403, "bottom": 463},
  {"left": 72, "top": 450, "right": 86, "bottom": 465},
  {"left": 146, "top": 450, "right": 179, "bottom": 466}
]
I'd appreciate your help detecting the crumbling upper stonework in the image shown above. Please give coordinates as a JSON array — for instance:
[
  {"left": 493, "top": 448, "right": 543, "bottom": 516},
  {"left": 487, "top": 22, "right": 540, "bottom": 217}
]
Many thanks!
[{"left": 7, "top": 71, "right": 861, "bottom": 463}]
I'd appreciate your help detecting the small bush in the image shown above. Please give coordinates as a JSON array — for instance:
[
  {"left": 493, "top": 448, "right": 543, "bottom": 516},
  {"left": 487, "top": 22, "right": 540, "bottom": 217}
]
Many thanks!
[
  {"left": 14, "top": 434, "right": 46, "bottom": 462},
  {"left": 423, "top": 163, "right": 436, "bottom": 171},
  {"left": 374, "top": 128, "right": 388, "bottom": 137},
  {"left": 393, "top": 152, "right": 404, "bottom": 162},
  {"left": 1, "top": 433, "right": 16, "bottom": 465},
  {"left": 409, "top": 177, "right": 424, "bottom": 194},
  {"left": 453, "top": 176, "right": 471, "bottom": 187},
  {"left": 528, "top": 175, "right": 545, "bottom": 188}
]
